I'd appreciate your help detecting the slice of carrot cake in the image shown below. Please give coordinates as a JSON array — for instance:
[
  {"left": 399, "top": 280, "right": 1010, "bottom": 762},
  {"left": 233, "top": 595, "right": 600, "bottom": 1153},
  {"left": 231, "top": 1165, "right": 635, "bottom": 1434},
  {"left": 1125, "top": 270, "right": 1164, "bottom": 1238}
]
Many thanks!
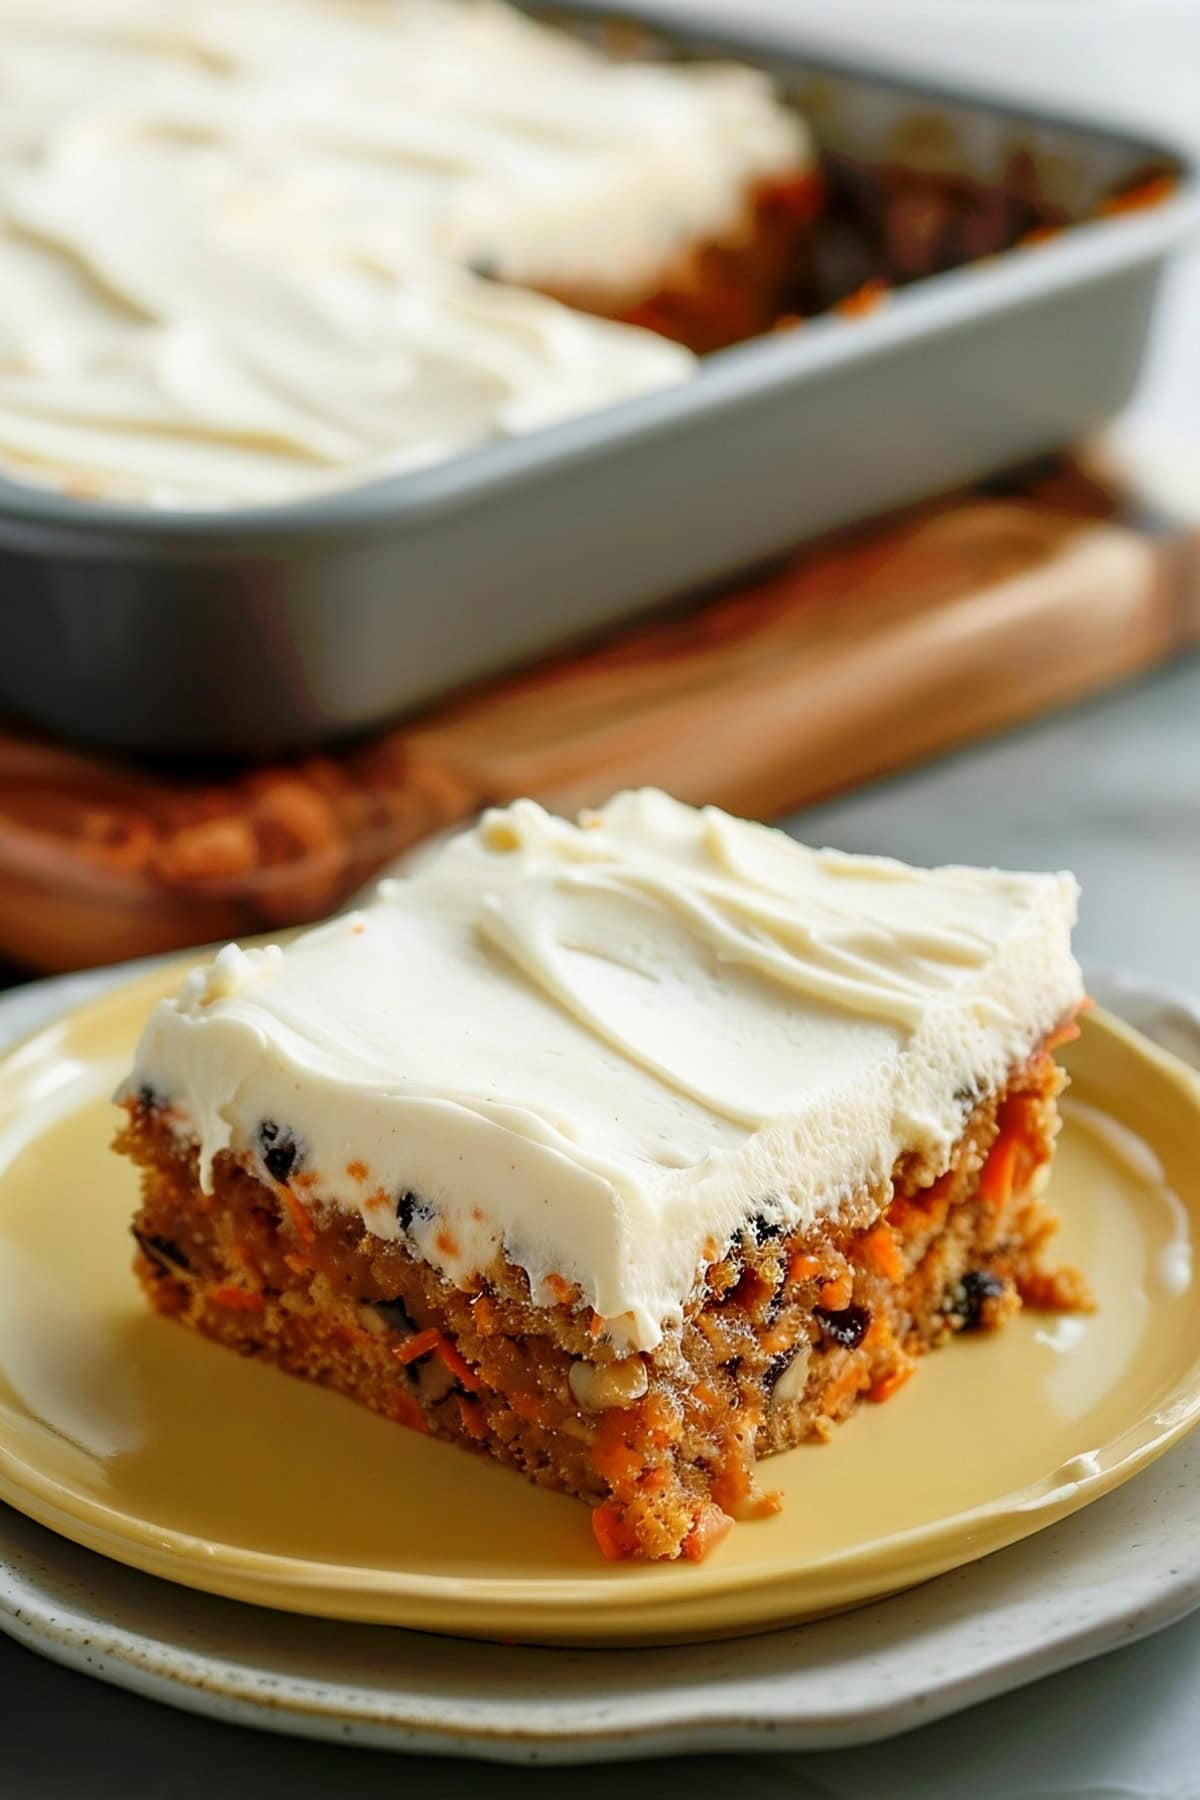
[{"left": 115, "top": 790, "right": 1090, "bottom": 1562}]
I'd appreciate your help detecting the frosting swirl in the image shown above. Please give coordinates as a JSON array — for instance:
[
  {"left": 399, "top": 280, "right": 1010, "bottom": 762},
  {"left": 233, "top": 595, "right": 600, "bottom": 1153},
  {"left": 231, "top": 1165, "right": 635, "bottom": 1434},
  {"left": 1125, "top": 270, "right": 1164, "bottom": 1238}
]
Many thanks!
[{"left": 122, "top": 791, "right": 1084, "bottom": 1349}]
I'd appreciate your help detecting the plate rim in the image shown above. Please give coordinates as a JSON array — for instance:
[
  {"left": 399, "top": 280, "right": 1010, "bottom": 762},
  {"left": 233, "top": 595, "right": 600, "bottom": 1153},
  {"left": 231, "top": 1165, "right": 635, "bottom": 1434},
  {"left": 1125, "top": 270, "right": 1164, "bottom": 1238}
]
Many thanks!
[
  {"left": 0, "top": 967, "right": 1198, "bottom": 1646},
  {"left": 1, "top": 963, "right": 1199, "bottom": 1758},
  {"left": 1, "top": 1501, "right": 1199, "bottom": 1765}
]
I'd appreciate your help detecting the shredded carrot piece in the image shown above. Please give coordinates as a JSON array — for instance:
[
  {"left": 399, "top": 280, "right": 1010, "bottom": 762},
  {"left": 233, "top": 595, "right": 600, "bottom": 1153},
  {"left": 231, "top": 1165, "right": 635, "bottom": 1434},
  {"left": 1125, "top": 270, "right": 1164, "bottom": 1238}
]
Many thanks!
[
  {"left": 869, "top": 1365, "right": 914, "bottom": 1405},
  {"left": 1100, "top": 172, "right": 1176, "bottom": 216},
  {"left": 392, "top": 1327, "right": 480, "bottom": 1392},
  {"left": 1018, "top": 224, "right": 1061, "bottom": 248},
  {"left": 818, "top": 1272, "right": 854, "bottom": 1312},
  {"left": 1043, "top": 1018, "right": 1082, "bottom": 1053},
  {"left": 282, "top": 1188, "right": 315, "bottom": 1245},
  {"left": 434, "top": 1228, "right": 460, "bottom": 1259},
  {"left": 456, "top": 1395, "right": 489, "bottom": 1441},
  {"left": 588, "top": 1310, "right": 604, "bottom": 1340},
  {"left": 393, "top": 1328, "right": 441, "bottom": 1366},
  {"left": 758, "top": 168, "right": 825, "bottom": 226},
  {"left": 472, "top": 1295, "right": 498, "bottom": 1335},
  {"left": 209, "top": 1284, "right": 263, "bottom": 1314},
  {"left": 637, "top": 1466, "right": 670, "bottom": 1496},
  {"left": 835, "top": 277, "right": 889, "bottom": 318},
  {"left": 979, "top": 1134, "right": 1019, "bottom": 1207},
  {"left": 863, "top": 1313, "right": 892, "bottom": 1353},
  {"left": 345, "top": 1160, "right": 369, "bottom": 1183},
  {"left": 861, "top": 1224, "right": 905, "bottom": 1285},
  {"left": 1001, "top": 1094, "right": 1042, "bottom": 1139},
  {"left": 387, "top": 1389, "right": 428, "bottom": 1434},
  {"left": 435, "top": 1334, "right": 481, "bottom": 1392},
  {"left": 545, "top": 1273, "right": 573, "bottom": 1303},
  {"left": 786, "top": 1251, "right": 822, "bottom": 1287},
  {"left": 591, "top": 1500, "right": 633, "bottom": 1561},
  {"left": 682, "top": 1503, "right": 735, "bottom": 1563},
  {"left": 283, "top": 1252, "right": 314, "bottom": 1277}
]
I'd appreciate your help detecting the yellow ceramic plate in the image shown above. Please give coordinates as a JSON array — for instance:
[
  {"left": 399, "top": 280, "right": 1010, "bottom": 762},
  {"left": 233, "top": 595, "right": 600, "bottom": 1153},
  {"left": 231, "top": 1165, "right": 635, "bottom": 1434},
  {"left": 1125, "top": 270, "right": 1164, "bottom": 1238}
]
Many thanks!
[{"left": 0, "top": 962, "right": 1197, "bottom": 1647}]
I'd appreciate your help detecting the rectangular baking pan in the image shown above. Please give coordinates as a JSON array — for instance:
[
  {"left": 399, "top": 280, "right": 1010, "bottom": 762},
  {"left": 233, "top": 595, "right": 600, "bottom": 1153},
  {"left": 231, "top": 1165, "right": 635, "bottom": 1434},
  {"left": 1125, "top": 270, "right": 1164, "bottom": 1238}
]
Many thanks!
[{"left": 1, "top": 3, "right": 1197, "bottom": 759}]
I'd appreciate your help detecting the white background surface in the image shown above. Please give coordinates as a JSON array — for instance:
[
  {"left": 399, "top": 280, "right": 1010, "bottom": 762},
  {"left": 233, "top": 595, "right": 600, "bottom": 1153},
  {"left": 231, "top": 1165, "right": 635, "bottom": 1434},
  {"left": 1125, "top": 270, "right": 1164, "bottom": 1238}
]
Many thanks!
[{"left": 3, "top": 3, "right": 1199, "bottom": 1794}]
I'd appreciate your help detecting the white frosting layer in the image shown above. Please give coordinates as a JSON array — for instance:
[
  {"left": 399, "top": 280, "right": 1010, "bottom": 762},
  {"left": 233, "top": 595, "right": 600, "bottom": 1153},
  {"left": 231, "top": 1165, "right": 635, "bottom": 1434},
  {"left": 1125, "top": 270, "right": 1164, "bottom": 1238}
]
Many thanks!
[
  {"left": 0, "top": 0, "right": 808, "bottom": 507},
  {"left": 122, "top": 791, "right": 1084, "bottom": 1351}
]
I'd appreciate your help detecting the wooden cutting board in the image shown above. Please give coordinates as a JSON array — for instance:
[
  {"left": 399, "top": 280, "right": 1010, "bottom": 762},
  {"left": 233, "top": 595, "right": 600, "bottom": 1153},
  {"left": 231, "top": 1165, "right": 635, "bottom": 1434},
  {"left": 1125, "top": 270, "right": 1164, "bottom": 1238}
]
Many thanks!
[{"left": 0, "top": 452, "right": 1196, "bottom": 973}]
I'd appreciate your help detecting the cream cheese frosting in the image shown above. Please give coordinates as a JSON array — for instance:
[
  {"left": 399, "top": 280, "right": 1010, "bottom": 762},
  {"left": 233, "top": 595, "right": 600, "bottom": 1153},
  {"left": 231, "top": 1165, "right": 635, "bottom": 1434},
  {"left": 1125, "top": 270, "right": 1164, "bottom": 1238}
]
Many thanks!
[
  {"left": 0, "top": 0, "right": 809, "bottom": 507},
  {"left": 121, "top": 791, "right": 1084, "bottom": 1351}
]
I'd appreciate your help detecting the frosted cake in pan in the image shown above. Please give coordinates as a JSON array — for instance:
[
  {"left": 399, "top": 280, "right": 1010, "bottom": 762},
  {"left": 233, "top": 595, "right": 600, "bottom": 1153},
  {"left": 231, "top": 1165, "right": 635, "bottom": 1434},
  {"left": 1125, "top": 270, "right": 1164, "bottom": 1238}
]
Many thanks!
[{"left": 0, "top": 0, "right": 816, "bottom": 506}]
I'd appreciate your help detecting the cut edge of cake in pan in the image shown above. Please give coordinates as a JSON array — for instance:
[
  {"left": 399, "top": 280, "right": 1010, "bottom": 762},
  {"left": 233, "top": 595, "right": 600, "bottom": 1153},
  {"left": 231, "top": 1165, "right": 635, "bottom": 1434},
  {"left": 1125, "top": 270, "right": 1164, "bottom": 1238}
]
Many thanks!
[
  {"left": 542, "top": 167, "right": 824, "bottom": 355},
  {"left": 114, "top": 791, "right": 1092, "bottom": 1562}
]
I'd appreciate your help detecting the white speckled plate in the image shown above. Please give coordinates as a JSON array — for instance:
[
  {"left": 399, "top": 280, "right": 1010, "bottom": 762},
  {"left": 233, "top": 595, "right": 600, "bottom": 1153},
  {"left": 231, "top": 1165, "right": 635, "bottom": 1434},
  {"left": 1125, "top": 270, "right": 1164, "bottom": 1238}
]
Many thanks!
[{"left": 0, "top": 967, "right": 1197, "bottom": 1758}]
